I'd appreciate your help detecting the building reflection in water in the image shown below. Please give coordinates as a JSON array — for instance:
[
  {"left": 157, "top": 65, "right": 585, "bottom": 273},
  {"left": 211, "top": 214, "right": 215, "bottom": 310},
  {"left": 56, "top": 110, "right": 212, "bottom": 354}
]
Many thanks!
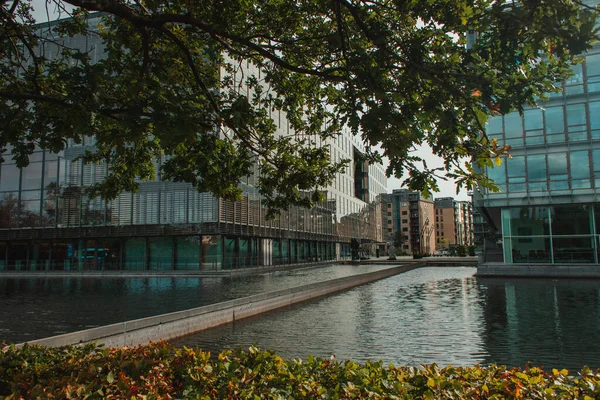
[{"left": 480, "top": 277, "right": 600, "bottom": 369}]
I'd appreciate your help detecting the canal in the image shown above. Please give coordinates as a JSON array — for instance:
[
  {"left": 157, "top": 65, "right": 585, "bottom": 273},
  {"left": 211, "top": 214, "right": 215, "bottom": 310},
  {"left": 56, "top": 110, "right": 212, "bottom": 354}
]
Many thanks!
[
  {"left": 171, "top": 267, "right": 600, "bottom": 370},
  {"left": 0, "top": 263, "right": 392, "bottom": 343}
]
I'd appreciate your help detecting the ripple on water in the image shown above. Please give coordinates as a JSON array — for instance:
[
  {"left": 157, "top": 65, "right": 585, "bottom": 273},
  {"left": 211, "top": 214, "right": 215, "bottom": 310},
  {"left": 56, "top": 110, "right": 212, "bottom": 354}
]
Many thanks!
[{"left": 172, "top": 267, "right": 600, "bottom": 370}]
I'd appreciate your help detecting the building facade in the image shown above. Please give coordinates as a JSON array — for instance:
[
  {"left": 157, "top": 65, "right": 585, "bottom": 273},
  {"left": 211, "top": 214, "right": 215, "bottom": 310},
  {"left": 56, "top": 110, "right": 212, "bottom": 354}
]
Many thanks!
[
  {"left": 474, "top": 42, "right": 600, "bottom": 265},
  {"left": 381, "top": 189, "right": 435, "bottom": 256},
  {"left": 434, "top": 198, "right": 474, "bottom": 250},
  {"left": 0, "top": 14, "right": 387, "bottom": 271}
]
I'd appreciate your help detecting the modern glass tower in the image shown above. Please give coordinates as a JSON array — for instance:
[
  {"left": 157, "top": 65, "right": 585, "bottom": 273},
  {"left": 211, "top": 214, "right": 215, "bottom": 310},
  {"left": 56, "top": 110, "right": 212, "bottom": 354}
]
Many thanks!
[
  {"left": 474, "top": 42, "right": 600, "bottom": 265},
  {"left": 0, "top": 14, "right": 387, "bottom": 271}
]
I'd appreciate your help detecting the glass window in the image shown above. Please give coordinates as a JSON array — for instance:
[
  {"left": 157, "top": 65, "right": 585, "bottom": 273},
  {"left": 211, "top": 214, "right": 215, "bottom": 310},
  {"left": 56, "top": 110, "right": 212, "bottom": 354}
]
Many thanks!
[
  {"left": 544, "top": 106, "right": 565, "bottom": 134},
  {"left": 486, "top": 116, "right": 503, "bottom": 135},
  {"left": 553, "top": 237, "right": 595, "bottom": 263},
  {"left": 149, "top": 237, "right": 173, "bottom": 270},
  {"left": 124, "top": 238, "right": 146, "bottom": 270},
  {"left": 504, "top": 113, "right": 523, "bottom": 138},
  {"left": 509, "top": 237, "right": 551, "bottom": 264},
  {"left": 506, "top": 156, "right": 525, "bottom": 177},
  {"left": 570, "top": 150, "right": 590, "bottom": 179},
  {"left": 548, "top": 153, "right": 568, "bottom": 188},
  {"left": 565, "top": 63, "right": 584, "bottom": 95},
  {"left": 587, "top": 53, "right": 600, "bottom": 76},
  {"left": 524, "top": 109, "right": 543, "bottom": 131},
  {"left": 589, "top": 101, "right": 600, "bottom": 139},
  {"left": 552, "top": 205, "right": 591, "bottom": 235},
  {"left": 567, "top": 103, "right": 587, "bottom": 127},
  {"left": 0, "top": 163, "right": 20, "bottom": 191},
  {"left": 527, "top": 154, "right": 547, "bottom": 191},
  {"left": 586, "top": 54, "right": 600, "bottom": 92},
  {"left": 503, "top": 207, "right": 550, "bottom": 237},
  {"left": 21, "top": 162, "right": 42, "bottom": 190}
]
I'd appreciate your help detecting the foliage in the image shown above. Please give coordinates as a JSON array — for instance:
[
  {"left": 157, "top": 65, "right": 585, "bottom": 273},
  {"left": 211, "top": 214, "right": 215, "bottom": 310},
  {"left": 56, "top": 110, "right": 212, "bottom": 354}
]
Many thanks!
[
  {"left": 392, "top": 231, "right": 405, "bottom": 249},
  {"left": 350, "top": 238, "right": 360, "bottom": 260},
  {"left": 457, "top": 244, "right": 468, "bottom": 257},
  {"left": 2, "top": 342, "right": 600, "bottom": 399},
  {"left": 468, "top": 245, "right": 477, "bottom": 256},
  {"left": 413, "top": 252, "right": 423, "bottom": 259},
  {"left": 1, "top": 1, "right": 599, "bottom": 215}
]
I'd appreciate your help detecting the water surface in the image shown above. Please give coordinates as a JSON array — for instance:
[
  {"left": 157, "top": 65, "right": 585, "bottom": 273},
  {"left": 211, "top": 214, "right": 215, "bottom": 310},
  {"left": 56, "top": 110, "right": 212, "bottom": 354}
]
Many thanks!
[
  {"left": 173, "top": 267, "right": 600, "bottom": 370},
  {"left": 0, "top": 264, "right": 390, "bottom": 343}
]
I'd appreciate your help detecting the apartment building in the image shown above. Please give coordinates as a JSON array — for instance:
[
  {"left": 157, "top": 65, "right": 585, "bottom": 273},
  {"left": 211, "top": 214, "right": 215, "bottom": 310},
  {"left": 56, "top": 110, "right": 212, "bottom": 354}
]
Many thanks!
[
  {"left": 381, "top": 189, "right": 435, "bottom": 255},
  {"left": 434, "top": 198, "right": 474, "bottom": 250}
]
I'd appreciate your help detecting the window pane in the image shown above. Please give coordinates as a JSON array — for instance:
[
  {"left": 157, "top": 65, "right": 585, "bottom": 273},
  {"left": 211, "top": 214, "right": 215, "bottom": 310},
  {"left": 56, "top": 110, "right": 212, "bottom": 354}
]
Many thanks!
[
  {"left": 567, "top": 103, "right": 587, "bottom": 126},
  {"left": 548, "top": 153, "right": 568, "bottom": 179},
  {"left": 486, "top": 116, "right": 503, "bottom": 134},
  {"left": 524, "top": 109, "right": 543, "bottom": 130},
  {"left": 506, "top": 156, "right": 525, "bottom": 177},
  {"left": 589, "top": 102, "right": 600, "bottom": 137},
  {"left": 22, "top": 162, "right": 42, "bottom": 190},
  {"left": 570, "top": 150, "right": 590, "bottom": 179},
  {"left": 544, "top": 106, "right": 565, "bottom": 134},
  {"left": 586, "top": 53, "right": 600, "bottom": 76},
  {"left": 0, "top": 164, "right": 20, "bottom": 191},
  {"left": 527, "top": 154, "right": 546, "bottom": 181},
  {"left": 504, "top": 207, "right": 550, "bottom": 236},
  {"left": 552, "top": 205, "right": 591, "bottom": 235},
  {"left": 486, "top": 164, "right": 506, "bottom": 184},
  {"left": 504, "top": 113, "right": 523, "bottom": 138}
]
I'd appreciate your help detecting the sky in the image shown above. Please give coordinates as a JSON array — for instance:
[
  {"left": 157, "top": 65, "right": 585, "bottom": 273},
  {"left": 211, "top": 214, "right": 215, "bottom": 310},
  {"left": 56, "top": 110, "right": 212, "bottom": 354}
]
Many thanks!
[
  {"left": 29, "top": 1, "right": 470, "bottom": 201},
  {"left": 384, "top": 146, "right": 470, "bottom": 201}
]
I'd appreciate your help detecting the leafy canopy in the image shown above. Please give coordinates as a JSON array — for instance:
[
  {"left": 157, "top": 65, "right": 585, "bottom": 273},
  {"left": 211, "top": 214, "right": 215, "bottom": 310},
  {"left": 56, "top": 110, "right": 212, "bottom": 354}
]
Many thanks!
[{"left": 0, "top": 0, "right": 598, "bottom": 213}]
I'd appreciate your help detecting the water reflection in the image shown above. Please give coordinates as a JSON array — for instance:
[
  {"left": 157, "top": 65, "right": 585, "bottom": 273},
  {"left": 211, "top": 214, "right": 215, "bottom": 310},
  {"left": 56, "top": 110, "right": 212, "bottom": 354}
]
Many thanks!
[
  {"left": 479, "top": 277, "right": 600, "bottom": 369},
  {"left": 0, "top": 264, "right": 391, "bottom": 343},
  {"left": 173, "top": 267, "right": 600, "bottom": 369}
]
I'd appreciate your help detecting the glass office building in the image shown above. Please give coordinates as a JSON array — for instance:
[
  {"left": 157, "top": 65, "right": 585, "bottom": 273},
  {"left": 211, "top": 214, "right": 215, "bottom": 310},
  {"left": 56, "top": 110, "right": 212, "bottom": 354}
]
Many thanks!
[
  {"left": 0, "top": 15, "right": 387, "bottom": 271},
  {"left": 474, "top": 44, "right": 600, "bottom": 265}
]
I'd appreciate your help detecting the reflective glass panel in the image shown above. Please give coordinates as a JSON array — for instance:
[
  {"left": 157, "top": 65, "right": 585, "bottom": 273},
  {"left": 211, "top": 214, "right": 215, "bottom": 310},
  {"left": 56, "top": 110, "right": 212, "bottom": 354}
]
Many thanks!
[
  {"left": 504, "top": 207, "right": 550, "bottom": 237},
  {"left": 544, "top": 106, "right": 565, "bottom": 134},
  {"left": 506, "top": 156, "right": 525, "bottom": 177},
  {"left": 567, "top": 104, "right": 587, "bottom": 127},
  {"left": 0, "top": 164, "right": 20, "bottom": 191},
  {"left": 524, "top": 109, "right": 543, "bottom": 130},
  {"left": 149, "top": 237, "right": 173, "bottom": 270},
  {"left": 570, "top": 150, "right": 590, "bottom": 179},
  {"left": 527, "top": 154, "right": 546, "bottom": 181},
  {"left": 504, "top": 113, "right": 523, "bottom": 138},
  {"left": 551, "top": 205, "right": 591, "bottom": 235},
  {"left": 202, "top": 235, "right": 222, "bottom": 271},
  {"left": 553, "top": 237, "right": 595, "bottom": 263},
  {"left": 175, "top": 236, "right": 200, "bottom": 270},
  {"left": 510, "top": 237, "right": 551, "bottom": 264}
]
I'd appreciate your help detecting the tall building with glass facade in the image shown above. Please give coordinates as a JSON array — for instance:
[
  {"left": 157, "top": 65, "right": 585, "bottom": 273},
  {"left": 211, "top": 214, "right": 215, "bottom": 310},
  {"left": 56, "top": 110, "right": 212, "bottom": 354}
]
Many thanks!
[
  {"left": 0, "top": 14, "right": 387, "bottom": 271},
  {"left": 474, "top": 42, "right": 600, "bottom": 265}
]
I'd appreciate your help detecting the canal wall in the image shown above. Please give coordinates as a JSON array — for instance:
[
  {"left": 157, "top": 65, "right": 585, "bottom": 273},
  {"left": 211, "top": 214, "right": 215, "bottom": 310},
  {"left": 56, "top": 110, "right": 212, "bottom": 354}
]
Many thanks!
[{"left": 23, "top": 264, "right": 423, "bottom": 348}]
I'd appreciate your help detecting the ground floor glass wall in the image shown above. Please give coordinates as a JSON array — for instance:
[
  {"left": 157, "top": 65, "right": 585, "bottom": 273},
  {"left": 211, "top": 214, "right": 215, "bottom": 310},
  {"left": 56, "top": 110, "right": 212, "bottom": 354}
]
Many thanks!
[
  {"left": 502, "top": 204, "right": 599, "bottom": 264},
  {"left": 0, "top": 234, "right": 341, "bottom": 271}
]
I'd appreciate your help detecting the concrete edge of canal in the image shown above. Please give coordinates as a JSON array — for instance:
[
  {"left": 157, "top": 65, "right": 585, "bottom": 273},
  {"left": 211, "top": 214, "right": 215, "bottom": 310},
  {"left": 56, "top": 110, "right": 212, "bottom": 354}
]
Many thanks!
[{"left": 17, "top": 263, "right": 425, "bottom": 349}]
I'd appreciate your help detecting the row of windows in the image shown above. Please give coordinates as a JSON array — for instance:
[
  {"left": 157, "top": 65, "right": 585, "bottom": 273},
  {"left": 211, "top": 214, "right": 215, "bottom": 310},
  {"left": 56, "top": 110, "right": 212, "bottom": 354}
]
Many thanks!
[
  {"left": 486, "top": 100, "right": 600, "bottom": 147},
  {"left": 487, "top": 149, "right": 600, "bottom": 193}
]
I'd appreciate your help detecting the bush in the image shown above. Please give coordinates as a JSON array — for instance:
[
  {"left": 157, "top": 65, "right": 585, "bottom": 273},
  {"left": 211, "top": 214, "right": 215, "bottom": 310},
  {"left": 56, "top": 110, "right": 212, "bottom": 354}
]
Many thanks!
[
  {"left": 2, "top": 342, "right": 600, "bottom": 399},
  {"left": 412, "top": 253, "right": 423, "bottom": 259},
  {"left": 468, "top": 245, "right": 477, "bottom": 256},
  {"left": 457, "top": 244, "right": 468, "bottom": 257}
]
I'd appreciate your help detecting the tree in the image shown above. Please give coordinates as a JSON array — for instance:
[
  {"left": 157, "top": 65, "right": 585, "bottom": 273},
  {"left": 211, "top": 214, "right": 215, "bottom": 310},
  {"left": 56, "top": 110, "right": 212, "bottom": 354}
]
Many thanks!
[{"left": 1, "top": 0, "right": 598, "bottom": 216}]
